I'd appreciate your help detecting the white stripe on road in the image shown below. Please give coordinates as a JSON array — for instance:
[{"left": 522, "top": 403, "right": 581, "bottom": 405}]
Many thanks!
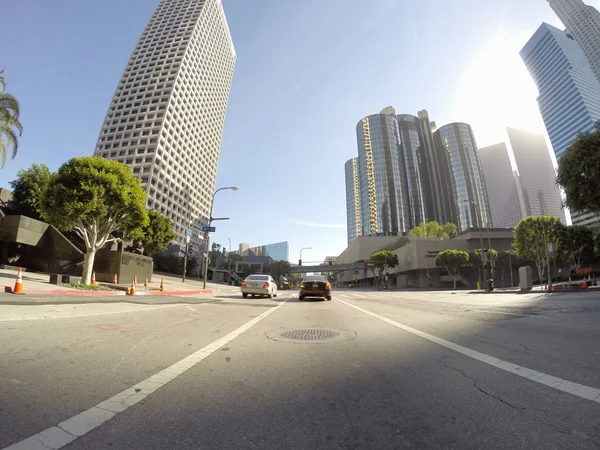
[
  {"left": 337, "top": 298, "right": 600, "bottom": 404},
  {"left": 0, "top": 304, "right": 183, "bottom": 321},
  {"left": 3, "top": 298, "right": 289, "bottom": 450},
  {"left": 470, "top": 309, "right": 549, "bottom": 318}
]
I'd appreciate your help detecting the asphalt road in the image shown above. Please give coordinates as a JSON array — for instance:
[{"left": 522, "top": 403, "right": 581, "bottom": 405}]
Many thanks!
[{"left": 1, "top": 288, "right": 600, "bottom": 449}]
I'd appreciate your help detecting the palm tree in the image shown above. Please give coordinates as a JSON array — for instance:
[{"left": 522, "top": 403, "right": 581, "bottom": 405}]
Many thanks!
[{"left": 0, "top": 74, "right": 23, "bottom": 167}]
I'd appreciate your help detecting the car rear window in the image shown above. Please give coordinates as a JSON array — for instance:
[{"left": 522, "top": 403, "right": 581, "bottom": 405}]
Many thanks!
[
  {"left": 303, "top": 276, "right": 327, "bottom": 282},
  {"left": 246, "top": 275, "right": 269, "bottom": 281}
]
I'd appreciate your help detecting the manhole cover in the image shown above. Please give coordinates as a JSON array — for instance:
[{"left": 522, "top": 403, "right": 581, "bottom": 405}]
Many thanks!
[
  {"left": 266, "top": 327, "right": 356, "bottom": 344},
  {"left": 280, "top": 329, "right": 341, "bottom": 341}
]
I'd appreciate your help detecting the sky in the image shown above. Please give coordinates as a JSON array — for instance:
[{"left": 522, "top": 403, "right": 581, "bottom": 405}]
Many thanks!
[{"left": 1, "top": 0, "right": 596, "bottom": 264}]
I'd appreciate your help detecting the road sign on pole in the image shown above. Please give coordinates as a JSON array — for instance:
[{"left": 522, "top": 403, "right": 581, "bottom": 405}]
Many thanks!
[
  {"left": 186, "top": 229, "right": 192, "bottom": 237},
  {"left": 201, "top": 226, "right": 216, "bottom": 233}
]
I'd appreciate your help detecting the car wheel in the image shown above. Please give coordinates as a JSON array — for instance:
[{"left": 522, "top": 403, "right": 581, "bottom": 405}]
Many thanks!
[
  {"left": 299, "top": 295, "right": 304, "bottom": 301},
  {"left": 267, "top": 293, "right": 272, "bottom": 299},
  {"left": 242, "top": 293, "right": 248, "bottom": 298},
  {"left": 326, "top": 296, "right": 332, "bottom": 301},
  {"left": 274, "top": 293, "right": 277, "bottom": 298}
]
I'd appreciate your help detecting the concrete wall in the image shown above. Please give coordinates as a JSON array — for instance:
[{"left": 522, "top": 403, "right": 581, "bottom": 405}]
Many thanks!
[{"left": 94, "top": 250, "right": 153, "bottom": 284}]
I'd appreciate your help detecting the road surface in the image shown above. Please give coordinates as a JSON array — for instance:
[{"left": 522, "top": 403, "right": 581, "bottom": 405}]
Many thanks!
[{"left": 1, "top": 288, "right": 600, "bottom": 449}]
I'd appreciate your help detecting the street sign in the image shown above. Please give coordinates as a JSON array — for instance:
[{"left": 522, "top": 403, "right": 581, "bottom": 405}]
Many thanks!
[
  {"left": 186, "top": 230, "right": 192, "bottom": 237},
  {"left": 354, "top": 267, "right": 360, "bottom": 274},
  {"left": 384, "top": 263, "right": 389, "bottom": 269},
  {"left": 201, "top": 226, "right": 216, "bottom": 232}
]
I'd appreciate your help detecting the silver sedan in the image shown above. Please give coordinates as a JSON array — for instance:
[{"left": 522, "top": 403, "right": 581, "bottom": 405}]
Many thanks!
[{"left": 241, "top": 274, "right": 278, "bottom": 299}]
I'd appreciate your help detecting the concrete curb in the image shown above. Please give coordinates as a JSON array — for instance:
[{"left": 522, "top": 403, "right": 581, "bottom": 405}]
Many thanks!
[{"left": 3, "top": 286, "right": 213, "bottom": 297}]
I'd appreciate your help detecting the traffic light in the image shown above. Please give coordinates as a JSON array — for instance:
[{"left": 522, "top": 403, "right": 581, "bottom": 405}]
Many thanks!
[
  {"left": 298, "top": 259, "right": 302, "bottom": 266},
  {"left": 385, "top": 269, "right": 389, "bottom": 276},
  {"left": 328, "top": 258, "right": 333, "bottom": 266},
  {"left": 262, "top": 266, "right": 266, "bottom": 273}
]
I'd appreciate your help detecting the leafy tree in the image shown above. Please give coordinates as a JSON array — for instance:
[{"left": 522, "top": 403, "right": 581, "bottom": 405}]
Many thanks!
[
  {"left": 435, "top": 249, "right": 470, "bottom": 289},
  {"left": 8, "top": 163, "right": 51, "bottom": 219},
  {"left": 0, "top": 74, "right": 23, "bottom": 167},
  {"left": 269, "top": 260, "right": 291, "bottom": 283},
  {"left": 40, "top": 156, "right": 148, "bottom": 284},
  {"left": 514, "top": 216, "right": 563, "bottom": 284},
  {"left": 556, "top": 129, "right": 600, "bottom": 215},
  {"left": 379, "top": 236, "right": 410, "bottom": 252},
  {"left": 409, "top": 221, "right": 457, "bottom": 240},
  {"left": 140, "top": 210, "right": 176, "bottom": 256},
  {"left": 556, "top": 225, "right": 594, "bottom": 280},
  {"left": 368, "top": 250, "right": 399, "bottom": 289}
]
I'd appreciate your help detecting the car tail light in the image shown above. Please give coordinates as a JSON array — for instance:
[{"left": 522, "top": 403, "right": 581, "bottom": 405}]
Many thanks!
[
  {"left": 263, "top": 282, "right": 270, "bottom": 288},
  {"left": 300, "top": 284, "right": 305, "bottom": 288},
  {"left": 241, "top": 282, "right": 247, "bottom": 287},
  {"left": 325, "top": 283, "right": 331, "bottom": 288}
]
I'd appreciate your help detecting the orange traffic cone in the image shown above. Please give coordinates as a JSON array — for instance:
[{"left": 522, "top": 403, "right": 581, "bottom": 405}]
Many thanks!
[
  {"left": 113, "top": 273, "right": 118, "bottom": 285},
  {"left": 159, "top": 279, "right": 164, "bottom": 292},
  {"left": 129, "top": 279, "right": 136, "bottom": 295},
  {"left": 13, "top": 268, "right": 24, "bottom": 294},
  {"left": 91, "top": 271, "right": 96, "bottom": 285}
]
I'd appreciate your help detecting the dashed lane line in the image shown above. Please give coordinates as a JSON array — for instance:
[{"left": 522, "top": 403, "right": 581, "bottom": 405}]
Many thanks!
[
  {"left": 337, "top": 298, "right": 600, "bottom": 405},
  {"left": 2, "top": 298, "right": 290, "bottom": 450}
]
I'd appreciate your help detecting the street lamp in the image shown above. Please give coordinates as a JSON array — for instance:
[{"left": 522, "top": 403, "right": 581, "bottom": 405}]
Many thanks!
[
  {"left": 462, "top": 199, "right": 486, "bottom": 289},
  {"left": 299, "top": 247, "right": 312, "bottom": 267},
  {"left": 202, "top": 186, "right": 238, "bottom": 289},
  {"left": 227, "top": 237, "right": 232, "bottom": 274}
]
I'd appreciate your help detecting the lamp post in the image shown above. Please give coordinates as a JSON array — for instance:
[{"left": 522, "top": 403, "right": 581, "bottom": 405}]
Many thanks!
[
  {"left": 508, "top": 249, "right": 515, "bottom": 288},
  {"left": 227, "top": 237, "right": 232, "bottom": 275},
  {"left": 202, "top": 186, "right": 238, "bottom": 289},
  {"left": 299, "top": 247, "right": 311, "bottom": 267},
  {"left": 463, "top": 199, "right": 485, "bottom": 289}
]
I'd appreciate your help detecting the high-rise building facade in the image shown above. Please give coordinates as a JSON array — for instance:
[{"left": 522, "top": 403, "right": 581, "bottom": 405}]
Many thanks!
[
  {"left": 478, "top": 143, "right": 522, "bottom": 228},
  {"left": 507, "top": 128, "right": 566, "bottom": 223},
  {"left": 356, "top": 113, "right": 408, "bottom": 238},
  {"left": 434, "top": 123, "right": 490, "bottom": 231},
  {"left": 397, "top": 114, "right": 426, "bottom": 228},
  {"left": 521, "top": 22, "right": 600, "bottom": 225},
  {"left": 94, "top": 0, "right": 236, "bottom": 245},
  {"left": 345, "top": 158, "right": 361, "bottom": 246},
  {"left": 237, "top": 241, "right": 289, "bottom": 261},
  {"left": 547, "top": 0, "right": 600, "bottom": 82}
]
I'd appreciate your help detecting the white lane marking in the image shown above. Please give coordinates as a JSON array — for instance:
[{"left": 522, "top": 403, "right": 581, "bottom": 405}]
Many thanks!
[
  {"left": 470, "top": 309, "right": 548, "bottom": 318},
  {"left": 337, "top": 298, "right": 600, "bottom": 404},
  {"left": 2, "top": 298, "right": 289, "bottom": 450},
  {"left": 0, "top": 304, "right": 183, "bottom": 321}
]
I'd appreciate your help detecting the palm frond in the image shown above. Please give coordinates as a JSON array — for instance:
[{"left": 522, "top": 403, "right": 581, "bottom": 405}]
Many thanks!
[{"left": 0, "top": 92, "right": 20, "bottom": 118}]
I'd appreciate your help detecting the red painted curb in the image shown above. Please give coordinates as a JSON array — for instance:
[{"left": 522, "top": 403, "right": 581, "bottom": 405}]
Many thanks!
[{"left": 4, "top": 286, "right": 213, "bottom": 297}]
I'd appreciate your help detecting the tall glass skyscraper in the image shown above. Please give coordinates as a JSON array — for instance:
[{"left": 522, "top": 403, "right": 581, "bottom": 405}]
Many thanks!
[
  {"left": 397, "top": 114, "right": 426, "bottom": 228},
  {"left": 521, "top": 22, "right": 600, "bottom": 225},
  {"left": 94, "top": 0, "right": 236, "bottom": 245},
  {"left": 344, "top": 158, "right": 361, "bottom": 246},
  {"left": 547, "top": 0, "right": 600, "bottom": 82},
  {"left": 434, "top": 123, "right": 490, "bottom": 231},
  {"left": 356, "top": 113, "right": 408, "bottom": 238}
]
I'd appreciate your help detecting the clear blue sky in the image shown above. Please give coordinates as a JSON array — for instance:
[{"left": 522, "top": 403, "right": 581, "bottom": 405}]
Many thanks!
[{"left": 0, "top": 0, "right": 581, "bottom": 263}]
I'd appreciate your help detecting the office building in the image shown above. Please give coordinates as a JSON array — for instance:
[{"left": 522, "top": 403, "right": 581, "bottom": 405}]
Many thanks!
[
  {"left": 479, "top": 128, "right": 565, "bottom": 228},
  {"left": 434, "top": 123, "right": 490, "bottom": 231},
  {"left": 521, "top": 22, "right": 600, "bottom": 225},
  {"left": 478, "top": 143, "right": 522, "bottom": 228},
  {"left": 508, "top": 128, "right": 566, "bottom": 223},
  {"left": 356, "top": 111, "right": 408, "bottom": 238},
  {"left": 237, "top": 241, "right": 289, "bottom": 261},
  {"left": 397, "top": 114, "right": 426, "bottom": 228},
  {"left": 345, "top": 158, "right": 361, "bottom": 246},
  {"left": 547, "top": 0, "right": 600, "bottom": 82},
  {"left": 93, "top": 0, "right": 236, "bottom": 245}
]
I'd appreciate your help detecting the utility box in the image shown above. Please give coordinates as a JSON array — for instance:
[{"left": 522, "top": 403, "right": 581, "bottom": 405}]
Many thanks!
[{"left": 519, "top": 266, "right": 533, "bottom": 291}]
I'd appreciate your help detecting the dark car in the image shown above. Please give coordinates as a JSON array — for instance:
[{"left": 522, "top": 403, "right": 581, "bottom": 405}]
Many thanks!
[{"left": 299, "top": 275, "right": 332, "bottom": 301}]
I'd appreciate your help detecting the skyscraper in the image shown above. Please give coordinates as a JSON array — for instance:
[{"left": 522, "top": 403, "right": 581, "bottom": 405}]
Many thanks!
[
  {"left": 478, "top": 143, "right": 522, "bottom": 228},
  {"left": 547, "top": 0, "right": 600, "bottom": 82},
  {"left": 507, "top": 128, "right": 566, "bottom": 223},
  {"left": 397, "top": 114, "right": 426, "bottom": 228},
  {"left": 479, "top": 128, "right": 566, "bottom": 228},
  {"left": 521, "top": 22, "right": 600, "bottom": 225},
  {"left": 94, "top": 0, "right": 236, "bottom": 245},
  {"left": 434, "top": 123, "right": 490, "bottom": 231},
  {"left": 356, "top": 112, "right": 408, "bottom": 237},
  {"left": 345, "top": 158, "right": 361, "bottom": 245}
]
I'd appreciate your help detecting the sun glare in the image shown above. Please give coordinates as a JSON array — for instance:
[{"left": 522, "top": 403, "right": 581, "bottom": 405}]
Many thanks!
[{"left": 452, "top": 32, "right": 547, "bottom": 148}]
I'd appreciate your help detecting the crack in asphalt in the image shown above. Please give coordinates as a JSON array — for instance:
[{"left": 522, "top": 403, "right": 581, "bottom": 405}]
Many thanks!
[{"left": 442, "top": 363, "right": 548, "bottom": 416}]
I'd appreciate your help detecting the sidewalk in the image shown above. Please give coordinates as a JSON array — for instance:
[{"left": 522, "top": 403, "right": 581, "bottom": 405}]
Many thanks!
[{"left": 0, "top": 268, "right": 237, "bottom": 297}]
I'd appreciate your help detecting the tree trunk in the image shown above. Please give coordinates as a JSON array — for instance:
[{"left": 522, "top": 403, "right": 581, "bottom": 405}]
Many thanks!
[
  {"left": 453, "top": 277, "right": 457, "bottom": 290},
  {"left": 81, "top": 249, "right": 96, "bottom": 285}
]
